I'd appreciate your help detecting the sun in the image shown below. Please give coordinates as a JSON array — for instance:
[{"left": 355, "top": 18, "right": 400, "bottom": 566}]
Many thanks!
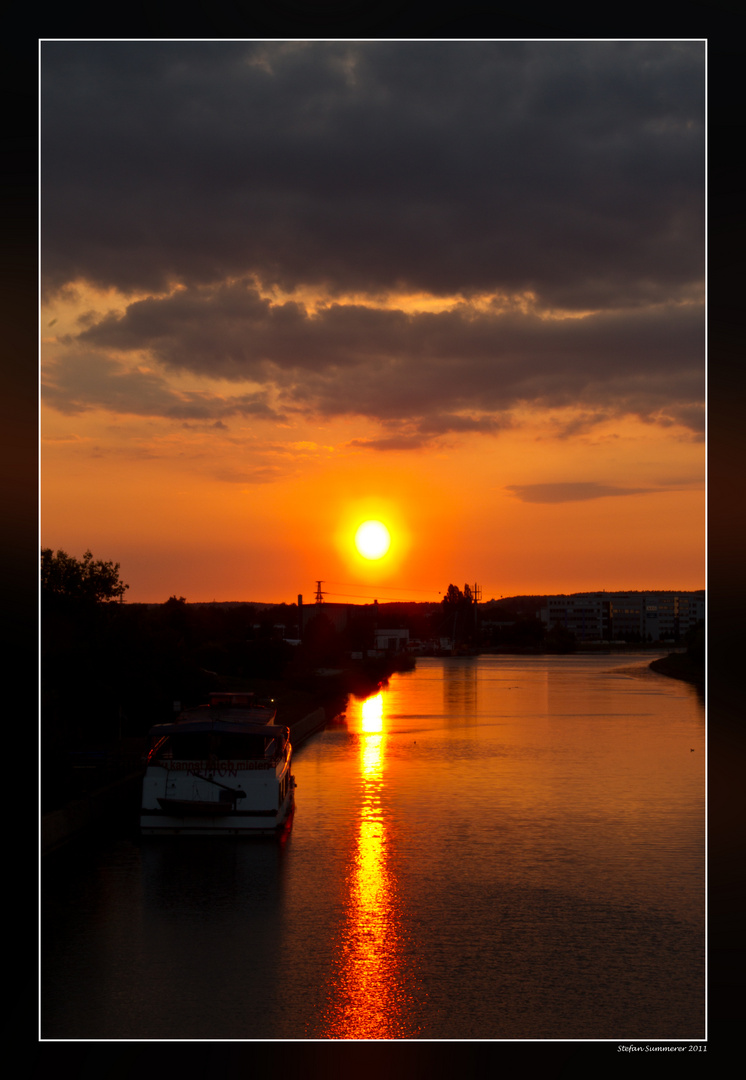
[{"left": 354, "top": 520, "right": 391, "bottom": 560}]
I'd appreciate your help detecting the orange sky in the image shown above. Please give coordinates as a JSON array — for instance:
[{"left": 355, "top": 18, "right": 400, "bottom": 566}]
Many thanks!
[
  {"left": 41, "top": 290, "right": 704, "bottom": 603},
  {"left": 41, "top": 42, "right": 705, "bottom": 604}
]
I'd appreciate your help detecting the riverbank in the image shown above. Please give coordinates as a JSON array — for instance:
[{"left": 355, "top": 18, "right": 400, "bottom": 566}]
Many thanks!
[
  {"left": 649, "top": 651, "right": 705, "bottom": 689},
  {"left": 286, "top": 652, "right": 415, "bottom": 700}
]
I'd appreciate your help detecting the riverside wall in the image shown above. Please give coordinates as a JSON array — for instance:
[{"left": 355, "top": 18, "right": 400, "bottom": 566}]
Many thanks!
[{"left": 287, "top": 706, "right": 327, "bottom": 747}]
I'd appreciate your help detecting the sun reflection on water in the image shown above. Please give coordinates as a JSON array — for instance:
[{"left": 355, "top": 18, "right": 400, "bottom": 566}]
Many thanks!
[{"left": 324, "top": 690, "right": 415, "bottom": 1039}]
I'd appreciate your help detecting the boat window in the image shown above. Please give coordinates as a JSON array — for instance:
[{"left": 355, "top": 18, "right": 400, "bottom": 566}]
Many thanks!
[
  {"left": 168, "top": 733, "right": 212, "bottom": 760},
  {"left": 216, "top": 733, "right": 266, "bottom": 758}
]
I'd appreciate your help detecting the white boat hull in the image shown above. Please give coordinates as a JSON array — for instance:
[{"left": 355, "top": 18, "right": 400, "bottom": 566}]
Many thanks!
[
  {"left": 139, "top": 693, "right": 295, "bottom": 837},
  {"left": 140, "top": 787, "right": 295, "bottom": 836}
]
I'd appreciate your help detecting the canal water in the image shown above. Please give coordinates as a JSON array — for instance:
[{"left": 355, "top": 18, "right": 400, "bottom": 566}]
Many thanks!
[{"left": 42, "top": 654, "right": 705, "bottom": 1041}]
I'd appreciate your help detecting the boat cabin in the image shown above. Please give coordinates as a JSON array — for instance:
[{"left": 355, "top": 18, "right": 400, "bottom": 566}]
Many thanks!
[{"left": 146, "top": 720, "right": 290, "bottom": 765}]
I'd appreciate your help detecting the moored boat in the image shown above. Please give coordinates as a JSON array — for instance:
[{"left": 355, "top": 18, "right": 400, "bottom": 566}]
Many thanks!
[{"left": 140, "top": 691, "right": 295, "bottom": 835}]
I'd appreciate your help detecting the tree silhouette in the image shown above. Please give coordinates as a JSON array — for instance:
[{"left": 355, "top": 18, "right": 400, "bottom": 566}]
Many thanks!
[
  {"left": 41, "top": 548, "right": 129, "bottom": 606},
  {"left": 440, "top": 583, "right": 476, "bottom": 644}
]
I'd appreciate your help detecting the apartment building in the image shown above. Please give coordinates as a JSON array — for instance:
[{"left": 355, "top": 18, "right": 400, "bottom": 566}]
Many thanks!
[
  {"left": 541, "top": 591, "right": 704, "bottom": 642},
  {"left": 543, "top": 594, "right": 607, "bottom": 641}
]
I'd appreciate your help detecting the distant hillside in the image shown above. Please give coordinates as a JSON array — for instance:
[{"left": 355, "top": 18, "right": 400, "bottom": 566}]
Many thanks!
[{"left": 481, "top": 596, "right": 547, "bottom": 614}]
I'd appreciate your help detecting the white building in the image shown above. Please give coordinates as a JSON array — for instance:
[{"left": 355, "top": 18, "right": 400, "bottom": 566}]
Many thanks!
[{"left": 374, "top": 628, "right": 410, "bottom": 652}]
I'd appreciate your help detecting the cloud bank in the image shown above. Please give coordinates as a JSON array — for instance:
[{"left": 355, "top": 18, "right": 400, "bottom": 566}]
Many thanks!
[
  {"left": 42, "top": 41, "right": 705, "bottom": 441},
  {"left": 506, "top": 482, "right": 659, "bottom": 504}
]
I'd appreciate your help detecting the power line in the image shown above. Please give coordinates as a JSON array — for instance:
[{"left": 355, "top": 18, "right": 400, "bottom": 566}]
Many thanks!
[{"left": 309, "top": 581, "right": 482, "bottom": 605}]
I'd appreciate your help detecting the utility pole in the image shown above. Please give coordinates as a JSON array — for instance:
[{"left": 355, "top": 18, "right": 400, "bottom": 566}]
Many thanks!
[
  {"left": 315, "top": 580, "right": 325, "bottom": 604},
  {"left": 473, "top": 582, "right": 481, "bottom": 641}
]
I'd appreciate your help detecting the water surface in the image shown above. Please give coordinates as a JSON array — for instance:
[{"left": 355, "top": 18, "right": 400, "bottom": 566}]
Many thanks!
[{"left": 42, "top": 654, "right": 705, "bottom": 1040}]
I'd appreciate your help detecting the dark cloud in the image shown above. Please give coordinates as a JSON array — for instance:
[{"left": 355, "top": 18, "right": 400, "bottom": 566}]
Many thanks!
[
  {"left": 347, "top": 434, "right": 431, "bottom": 452},
  {"left": 56, "top": 282, "right": 703, "bottom": 433},
  {"left": 506, "top": 482, "right": 658, "bottom": 503},
  {"left": 42, "top": 351, "right": 282, "bottom": 422},
  {"left": 42, "top": 41, "right": 704, "bottom": 310},
  {"left": 42, "top": 41, "right": 704, "bottom": 443}
]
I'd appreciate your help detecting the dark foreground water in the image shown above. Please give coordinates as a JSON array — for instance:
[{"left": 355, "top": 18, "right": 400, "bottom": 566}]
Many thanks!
[{"left": 42, "top": 654, "right": 705, "bottom": 1041}]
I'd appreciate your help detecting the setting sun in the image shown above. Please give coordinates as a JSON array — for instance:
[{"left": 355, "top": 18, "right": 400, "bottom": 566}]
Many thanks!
[{"left": 354, "top": 520, "right": 391, "bottom": 561}]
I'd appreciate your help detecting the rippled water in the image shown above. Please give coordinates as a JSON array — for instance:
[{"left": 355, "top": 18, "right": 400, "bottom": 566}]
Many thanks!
[{"left": 42, "top": 654, "right": 705, "bottom": 1040}]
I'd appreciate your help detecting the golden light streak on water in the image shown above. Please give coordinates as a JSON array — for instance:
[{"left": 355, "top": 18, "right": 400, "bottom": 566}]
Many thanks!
[
  {"left": 324, "top": 690, "right": 410, "bottom": 1039},
  {"left": 361, "top": 692, "right": 384, "bottom": 733}
]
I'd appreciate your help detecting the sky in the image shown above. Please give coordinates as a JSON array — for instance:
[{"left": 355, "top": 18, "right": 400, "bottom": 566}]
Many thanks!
[{"left": 40, "top": 40, "right": 705, "bottom": 605}]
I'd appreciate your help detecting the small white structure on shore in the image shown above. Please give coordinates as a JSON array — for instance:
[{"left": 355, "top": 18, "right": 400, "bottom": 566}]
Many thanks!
[{"left": 374, "top": 628, "right": 409, "bottom": 652}]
